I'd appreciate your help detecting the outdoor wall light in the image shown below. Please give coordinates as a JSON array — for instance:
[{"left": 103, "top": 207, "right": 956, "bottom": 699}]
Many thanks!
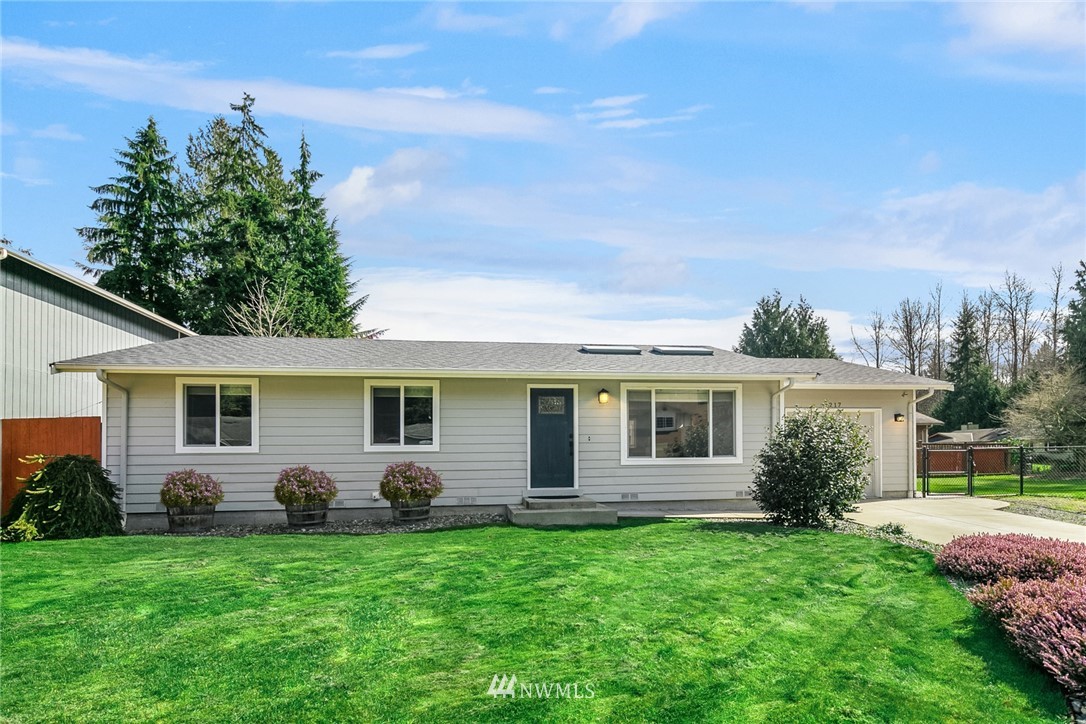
[
  {"left": 894, "top": 413, "right": 906, "bottom": 422},
  {"left": 598, "top": 389, "right": 611, "bottom": 404}
]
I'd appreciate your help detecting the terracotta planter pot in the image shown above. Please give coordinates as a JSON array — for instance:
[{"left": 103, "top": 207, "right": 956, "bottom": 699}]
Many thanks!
[
  {"left": 390, "top": 498, "right": 432, "bottom": 524},
  {"left": 285, "top": 502, "right": 329, "bottom": 528},
  {"left": 166, "top": 504, "right": 216, "bottom": 533}
]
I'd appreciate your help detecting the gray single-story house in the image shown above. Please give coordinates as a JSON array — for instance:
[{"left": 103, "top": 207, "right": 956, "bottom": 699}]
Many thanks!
[{"left": 52, "top": 337, "right": 952, "bottom": 528}]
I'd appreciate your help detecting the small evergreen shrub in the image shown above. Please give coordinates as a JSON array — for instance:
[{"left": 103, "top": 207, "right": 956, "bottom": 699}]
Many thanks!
[
  {"left": 380, "top": 462, "right": 443, "bottom": 502},
  {"left": 969, "top": 574, "right": 1086, "bottom": 696},
  {"left": 1, "top": 455, "right": 122, "bottom": 541},
  {"left": 749, "top": 406, "right": 873, "bottom": 527},
  {"left": 936, "top": 533, "right": 1086, "bottom": 583},
  {"left": 273, "top": 466, "right": 338, "bottom": 506},
  {"left": 160, "top": 469, "right": 225, "bottom": 508}
]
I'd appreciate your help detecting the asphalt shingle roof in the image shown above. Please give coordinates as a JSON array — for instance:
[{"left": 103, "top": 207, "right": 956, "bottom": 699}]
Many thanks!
[{"left": 53, "top": 336, "right": 950, "bottom": 388}]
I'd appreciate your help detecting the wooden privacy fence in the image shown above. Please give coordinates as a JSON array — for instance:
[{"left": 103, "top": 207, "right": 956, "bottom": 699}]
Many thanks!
[
  {"left": 1, "top": 417, "right": 101, "bottom": 514},
  {"left": 916, "top": 442, "right": 1014, "bottom": 475}
]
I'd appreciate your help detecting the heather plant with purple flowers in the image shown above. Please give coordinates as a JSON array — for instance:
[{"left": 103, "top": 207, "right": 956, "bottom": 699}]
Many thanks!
[
  {"left": 160, "top": 469, "right": 224, "bottom": 507},
  {"left": 274, "top": 466, "right": 338, "bottom": 506},
  {"left": 936, "top": 533, "right": 1086, "bottom": 583},
  {"left": 939, "top": 533, "right": 1086, "bottom": 696},
  {"left": 380, "top": 462, "right": 443, "bottom": 502}
]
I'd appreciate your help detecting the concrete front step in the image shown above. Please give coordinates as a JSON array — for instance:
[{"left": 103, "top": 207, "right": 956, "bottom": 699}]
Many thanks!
[
  {"left": 506, "top": 504, "right": 618, "bottom": 527},
  {"left": 524, "top": 495, "right": 598, "bottom": 510}
]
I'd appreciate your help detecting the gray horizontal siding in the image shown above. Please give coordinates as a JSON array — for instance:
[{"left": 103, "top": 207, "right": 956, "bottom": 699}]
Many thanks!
[{"left": 107, "top": 374, "right": 780, "bottom": 514}]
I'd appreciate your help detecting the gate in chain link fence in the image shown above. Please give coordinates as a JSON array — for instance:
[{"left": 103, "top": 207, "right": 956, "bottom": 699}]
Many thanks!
[{"left": 918, "top": 444, "right": 1086, "bottom": 497}]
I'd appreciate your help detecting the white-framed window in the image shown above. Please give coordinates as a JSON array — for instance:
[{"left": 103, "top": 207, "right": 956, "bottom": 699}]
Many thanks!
[
  {"left": 620, "top": 383, "right": 742, "bottom": 464},
  {"left": 175, "top": 378, "right": 260, "bottom": 453},
  {"left": 364, "top": 380, "right": 440, "bottom": 452}
]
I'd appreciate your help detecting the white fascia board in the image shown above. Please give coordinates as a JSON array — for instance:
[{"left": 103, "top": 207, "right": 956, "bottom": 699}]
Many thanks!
[
  {"left": 791, "top": 382, "right": 954, "bottom": 390},
  {"left": 50, "top": 364, "right": 820, "bottom": 382}
]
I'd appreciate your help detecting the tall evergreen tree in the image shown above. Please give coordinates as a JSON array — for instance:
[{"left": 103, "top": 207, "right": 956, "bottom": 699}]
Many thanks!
[
  {"left": 735, "top": 291, "right": 838, "bottom": 358},
  {"left": 183, "top": 94, "right": 291, "bottom": 334},
  {"left": 933, "top": 297, "right": 1005, "bottom": 431},
  {"left": 77, "top": 117, "right": 189, "bottom": 322},
  {"left": 283, "top": 135, "right": 368, "bottom": 337},
  {"left": 1065, "top": 261, "right": 1086, "bottom": 377}
]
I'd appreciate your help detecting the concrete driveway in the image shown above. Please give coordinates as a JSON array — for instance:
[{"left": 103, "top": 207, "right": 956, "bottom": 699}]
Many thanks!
[{"left": 847, "top": 497, "right": 1086, "bottom": 545}]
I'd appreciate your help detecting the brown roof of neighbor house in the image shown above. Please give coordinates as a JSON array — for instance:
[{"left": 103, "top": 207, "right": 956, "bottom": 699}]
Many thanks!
[
  {"left": 915, "top": 413, "right": 943, "bottom": 426},
  {"left": 52, "top": 336, "right": 953, "bottom": 388}
]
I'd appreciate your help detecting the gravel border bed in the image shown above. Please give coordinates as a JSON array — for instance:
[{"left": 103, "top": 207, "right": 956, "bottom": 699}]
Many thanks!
[
  {"left": 830, "top": 518, "right": 941, "bottom": 555},
  {"left": 1001, "top": 502, "right": 1086, "bottom": 528},
  {"left": 129, "top": 513, "right": 507, "bottom": 538}
]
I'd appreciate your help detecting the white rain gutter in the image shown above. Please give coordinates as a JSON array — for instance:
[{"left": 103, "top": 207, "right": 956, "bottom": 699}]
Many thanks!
[
  {"left": 770, "top": 377, "right": 797, "bottom": 434},
  {"left": 908, "top": 387, "right": 936, "bottom": 498},
  {"left": 96, "top": 369, "right": 129, "bottom": 517}
]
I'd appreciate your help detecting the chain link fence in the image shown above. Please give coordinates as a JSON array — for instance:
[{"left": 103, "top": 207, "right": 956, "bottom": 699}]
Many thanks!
[{"left": 918, "top": 444, "right": 1086, "bottom": 498}]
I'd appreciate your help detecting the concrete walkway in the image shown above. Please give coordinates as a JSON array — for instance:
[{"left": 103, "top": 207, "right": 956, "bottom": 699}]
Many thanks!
[{"left": 847, "top": 497, "right": 1086, "bottom": 544}]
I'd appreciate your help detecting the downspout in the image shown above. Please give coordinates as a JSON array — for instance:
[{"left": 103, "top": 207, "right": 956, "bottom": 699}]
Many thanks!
[
  {"left": 96, "top": 370, "right": 129, "bottom": 519},
  {"left": 769, "top": 377, "right": 797, "bottom": 435},
  {"left": 908, "top": 388, "right": 936, "bottom": 498}
]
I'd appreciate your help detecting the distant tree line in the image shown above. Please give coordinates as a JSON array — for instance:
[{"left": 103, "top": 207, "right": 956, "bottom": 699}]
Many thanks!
[
  {"left": 850, "top": 263, "right": 1086, "bottom": 442},
  {"left": 78, "top": 95, "right": 379, "bottom": 338}
]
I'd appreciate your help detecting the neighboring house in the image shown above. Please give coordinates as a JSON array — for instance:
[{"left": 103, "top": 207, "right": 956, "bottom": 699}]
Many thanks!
[
  {"left": 53, "top": 337, "right": 952, "bottom": 527},
  {"left": 927, "top": 424, "right": 1012, "bottom": 444},
  {"left": 916, "top": 413, "right": 943, "bottom": 444},
  {"left": 0, "top": 248, "right": 193, "bottom": 511}
]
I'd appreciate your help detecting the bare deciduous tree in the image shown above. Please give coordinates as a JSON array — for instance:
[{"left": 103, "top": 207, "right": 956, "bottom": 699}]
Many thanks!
[
  {"left": 975, "top": 290, "right": 1004, "bottom": 377},
  {"left": 993, "top": 271, "right": 1040, "bottom": 384},
  {"left": 1047, "top": 263, "right": 1066, "bottom": 368},
  {"left": 225, "top": 277, "right": 297, "bottom": 337},
  {"left": 851, "top": 308, "right": 888, "bottom": 369},
  {"left": 888, "top": 297, "right": 934, "bottom": 375},
  {"left": 928, "top": 282, "right": 945, "bottom": 379}
]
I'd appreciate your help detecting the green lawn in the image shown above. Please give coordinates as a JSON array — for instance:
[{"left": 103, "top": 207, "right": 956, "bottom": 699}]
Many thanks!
[
  {"left": 917, "top": 474, "right": 1086, "bottom": 497},
  {"left": 1, "top": 521, "right": 1067, "bottom": 723}
]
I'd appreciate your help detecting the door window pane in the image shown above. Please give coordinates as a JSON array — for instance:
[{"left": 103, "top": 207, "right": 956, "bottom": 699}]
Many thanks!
[
  {"left": 712, "top": 391, "right": 736, "bottom": 457},
  {"left": 372, "top": 387, "right": 401, "bottom": 445},
  {"left": 404, "top": 386, "right": 434, "bottom": 446},
  {"left": 184, "top": 385, "right": 216, "bottom": 446},
  {"left": 219, "top": 384, "right": 253, "bottom": 447},
  {"left": 627, "top": 390, "right": 652, "bottom": 458},
  {"left": 655, "top": 389, "right": 709, "bottom": 459}
]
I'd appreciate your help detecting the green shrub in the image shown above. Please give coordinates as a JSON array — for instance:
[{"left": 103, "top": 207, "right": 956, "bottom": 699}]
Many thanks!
[
  {"left": 750, "top": 406, "right": 873, "bottom": 528},
  {"left": 1, "top": 455, "right": 123, "bottom": 541}
]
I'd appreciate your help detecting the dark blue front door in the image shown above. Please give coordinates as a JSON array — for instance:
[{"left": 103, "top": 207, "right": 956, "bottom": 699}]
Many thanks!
[{"left": 530, "top": 388, "right": 575, "bottom": 489}]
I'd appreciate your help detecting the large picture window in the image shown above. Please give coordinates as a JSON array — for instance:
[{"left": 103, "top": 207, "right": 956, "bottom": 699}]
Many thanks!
[
  {"left": 622, "top": 385, "right": 741, "bottom": 463},
  {"left": 364, "top": 380, "right": 440, "bottom": 451},
  {"left": 175, "top": 378, "right": 259, "bottom": 453}
]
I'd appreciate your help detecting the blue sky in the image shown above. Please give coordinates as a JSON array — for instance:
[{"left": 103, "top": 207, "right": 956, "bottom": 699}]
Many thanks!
[{"left": 2, "top": 2, "right": 1084, "bottom": 355}]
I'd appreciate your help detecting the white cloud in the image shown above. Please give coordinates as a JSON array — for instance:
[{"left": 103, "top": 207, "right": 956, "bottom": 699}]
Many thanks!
[
  {"left": 588, "top": 94, "right": 646, "bottom": 108},
  {"left": 599, "top": 2, "right": 690, "bottom": 47},
  {"left": 0, "top": 38, "right": 558, "bottom": 141},
  {"left": 917, "top": 151, "right": 941, "bottom": 174},
  {"left": 575, "top": 108, "right": 635, "bottom": 121},
  {"left": 327, "top": 148, "right": 447, "bottom": 222},
  {"left": 427, "top": 4, "right": 515, "bottom": 33},
  {"left": 789, "top": 0, "right": 836, "bottom": 13},
  {"left": 326, "top": 43, "right": 428, "bottom": 60},
  {"left": 596, "top": 114, "right": 695, "bottom": 130},
  {"left": 374, "top": 80, "right": 485, "bottom": 100},
  {"left": 30, "top": 123, "right": 84, "bottom": 141},
  {"left": 535, "top": 86, "right": 573, "bottom": 95},
  {"left": 953, "top": 1, "right": 1085, "bottom": 54}
]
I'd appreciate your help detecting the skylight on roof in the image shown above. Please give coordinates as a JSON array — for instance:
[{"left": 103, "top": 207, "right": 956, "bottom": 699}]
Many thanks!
[
  {"left": 652, "top": 346, "right": 714, "bottom": 356},
  {"left": 580, "top": 344, "right": 642, "bottom": 355}
]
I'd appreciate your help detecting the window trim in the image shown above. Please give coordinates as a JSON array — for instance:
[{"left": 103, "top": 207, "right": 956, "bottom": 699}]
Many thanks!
[
  {"left": 619, "top": 382, "right": 743, "bottom": 465},
  {"left": 175, "top": 377, "right": 260, "bottom": 453},
  {"left": 363, "top": 379, "right": 441, "bottom": 452}
]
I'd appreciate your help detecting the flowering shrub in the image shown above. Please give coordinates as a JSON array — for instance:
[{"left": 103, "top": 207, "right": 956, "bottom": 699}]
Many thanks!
[
  {"left": 936, "top": 533, "right": 1086, "bottom": 583},
  {"left": 969, "top": 574, "right": 1086, "bottom": 696},
  {"left": 273, "top": 466, "right": 338, "bottom": 506},
  {"left": 160, "top": 469, "right": 225, "bottom": 508},
  {"left": 380, "top": 462, "right": 443, "bottom": 503}
]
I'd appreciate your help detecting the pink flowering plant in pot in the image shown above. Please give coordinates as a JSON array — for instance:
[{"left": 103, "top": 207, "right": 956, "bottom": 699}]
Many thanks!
[
  {"left": 380, "top": 462, "right": 443, "bottom": 523},
  {"left": 160, "top": 469, "right": 224, "bottom": 533},
  {"left": 274, "top": 466, "right": 338, "bottom": 528}
]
